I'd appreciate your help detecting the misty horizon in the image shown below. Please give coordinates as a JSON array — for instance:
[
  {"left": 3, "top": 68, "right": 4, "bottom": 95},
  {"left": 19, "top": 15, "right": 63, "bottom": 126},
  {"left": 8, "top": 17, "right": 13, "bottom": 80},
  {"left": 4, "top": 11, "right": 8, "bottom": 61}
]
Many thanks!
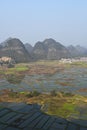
[{"left": 0, "top": 37, "right": 87, "bottom": 48}]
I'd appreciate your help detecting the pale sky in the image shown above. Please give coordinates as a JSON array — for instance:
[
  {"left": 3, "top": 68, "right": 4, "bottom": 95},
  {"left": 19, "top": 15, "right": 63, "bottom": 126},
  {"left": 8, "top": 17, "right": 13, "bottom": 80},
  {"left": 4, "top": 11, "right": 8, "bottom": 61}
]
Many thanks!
[{"left": 0, "top": 0, "right": 87, "bottom": 46}]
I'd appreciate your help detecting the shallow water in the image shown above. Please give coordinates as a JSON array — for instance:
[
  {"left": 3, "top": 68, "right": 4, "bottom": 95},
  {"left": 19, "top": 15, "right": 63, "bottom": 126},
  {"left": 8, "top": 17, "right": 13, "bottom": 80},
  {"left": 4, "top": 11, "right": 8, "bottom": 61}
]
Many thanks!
[{"left": 0, "top": 66, "right": 87, "bottom": 95}]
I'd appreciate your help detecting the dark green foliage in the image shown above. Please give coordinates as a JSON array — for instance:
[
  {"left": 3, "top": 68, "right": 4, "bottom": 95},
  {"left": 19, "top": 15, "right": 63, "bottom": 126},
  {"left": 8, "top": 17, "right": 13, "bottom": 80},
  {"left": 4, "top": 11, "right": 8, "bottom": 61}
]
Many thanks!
[
  {"left": 31, "top": 90, "right": 40, "bottom": 96},
  {"left": 8, "top": 92, "right": 19, "bottom": 98},
  {"left": 63, "top": 92, "right": 75, "bottom": 97},
  {"left": 50, "top": 90, "right": 57, "bottom": 96},
  {"left": 26, "top": 90, "right": 41, "bottom": 98},
  {"left": 25, "top": 92, "right": 33, "bottom": 98}
]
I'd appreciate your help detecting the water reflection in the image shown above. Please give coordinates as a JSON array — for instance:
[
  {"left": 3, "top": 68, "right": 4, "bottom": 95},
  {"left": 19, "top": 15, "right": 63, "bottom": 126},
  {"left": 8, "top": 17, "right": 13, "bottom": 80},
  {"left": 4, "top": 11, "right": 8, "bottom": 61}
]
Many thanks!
[
  {"left": 0, "top": 67, "right": 87, "bottom": 95},
  {"left": 6, "top": 73, "right": 25, "bottom": 84}
]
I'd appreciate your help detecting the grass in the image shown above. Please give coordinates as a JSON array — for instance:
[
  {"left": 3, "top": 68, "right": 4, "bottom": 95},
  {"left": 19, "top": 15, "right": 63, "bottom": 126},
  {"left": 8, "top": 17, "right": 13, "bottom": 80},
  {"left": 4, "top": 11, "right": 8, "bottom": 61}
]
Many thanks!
[
  {"left": 6, "top": 64, "right": 29, "bottom": 73},
  {"left": 31, "top": 60, "right": 60, "bottom": 66},
  {"left": 1, "top": 89, "right": 87, "bottom": 119},
  {"left": 1, "top": 60, "right": 87, "bottom": 77},
  {"left": 45, "top": 97, "right": 77, "bottom": 118},
  {"left": 71, "top": 61, "right": 87, "bottom": 68},
  {"left": 0, "top": 64, "right": 29, "bottom": 75},
  {"left": 0, "top": 61, "right": 87, "bottom": 119},
  {"left": 63, "top": 103, "right": 75, "bottom": 112}
]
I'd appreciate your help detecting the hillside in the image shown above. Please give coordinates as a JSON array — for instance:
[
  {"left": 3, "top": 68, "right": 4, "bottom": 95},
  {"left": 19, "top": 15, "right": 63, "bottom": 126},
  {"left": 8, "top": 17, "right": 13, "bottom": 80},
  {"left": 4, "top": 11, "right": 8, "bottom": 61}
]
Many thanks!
[
  {"left": 67, "top": 45, "right": 87, "bottom": 57},
  {"left": 0, "top": 37, "right": 87, "bottom": 62},
  {"left": 24, "top": 43, "right": 33, "bottom": 53},
  {"left": 0, "top": 38, "right": 31, "bottom": 63},
  {"left": 32, "top": 38, "right": 71, "bottom": 60}
]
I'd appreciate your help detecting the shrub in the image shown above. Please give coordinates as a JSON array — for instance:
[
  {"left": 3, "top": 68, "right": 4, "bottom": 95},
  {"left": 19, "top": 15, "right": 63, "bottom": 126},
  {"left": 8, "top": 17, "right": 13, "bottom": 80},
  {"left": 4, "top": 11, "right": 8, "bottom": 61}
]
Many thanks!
[
  {"left": 8, "top": 92, "right": 19, "bottom": 98},
  {"left": 63, "top": 92, "right": 75, "bottom": 97},
  {"left": 26, "top": 90, "right": 40, "bottom": 98},
  {"left": 50, "top": 90, "right": 57, "bottom": 96},
  {"left": 26, "top": 92, "right": 33, "bottom": 98},
  {"left": 31, "top": 90, "right": 40, "bottom": 96}
]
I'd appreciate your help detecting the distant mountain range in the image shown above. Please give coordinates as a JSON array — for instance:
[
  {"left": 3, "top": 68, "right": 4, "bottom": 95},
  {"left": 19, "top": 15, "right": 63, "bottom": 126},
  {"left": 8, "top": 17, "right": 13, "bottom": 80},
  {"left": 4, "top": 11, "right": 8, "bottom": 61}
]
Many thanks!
[
  {"left": 0, "top": 37, "right": 87, "bottom": 63},
  {"left": 67, "top": 45, "right": 87, "bottom": 57}
]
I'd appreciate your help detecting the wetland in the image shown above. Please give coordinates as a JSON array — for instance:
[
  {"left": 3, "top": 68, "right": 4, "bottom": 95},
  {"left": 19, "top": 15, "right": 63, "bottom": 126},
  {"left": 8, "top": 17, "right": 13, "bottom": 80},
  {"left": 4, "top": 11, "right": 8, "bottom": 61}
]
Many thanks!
[{"left": 0, "top": 60, "right": 87, "bottom": 120}]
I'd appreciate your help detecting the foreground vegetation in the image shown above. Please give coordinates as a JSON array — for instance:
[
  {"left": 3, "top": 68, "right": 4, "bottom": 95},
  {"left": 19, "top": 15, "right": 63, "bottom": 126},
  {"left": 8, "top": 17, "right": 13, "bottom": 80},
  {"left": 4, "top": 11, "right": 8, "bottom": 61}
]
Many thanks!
[{"left": 0, "top": 89, "right": 87, "bottom": 120}]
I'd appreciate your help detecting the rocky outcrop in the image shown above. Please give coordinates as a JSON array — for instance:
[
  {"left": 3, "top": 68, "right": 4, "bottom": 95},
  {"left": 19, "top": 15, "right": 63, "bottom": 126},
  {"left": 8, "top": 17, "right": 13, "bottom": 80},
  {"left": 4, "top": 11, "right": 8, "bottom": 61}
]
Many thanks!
[
  {"left": 0, "top": 38, "right": 31, "bottom": 63},
  {"left": 24, "top": 43, "right": 33, "bottom": 53},
  {"left": 32, "top": 38, "right": 71, "bottom": 60},
  {"left": 32, "top": 41, "right": 48, "bottom": 60},
  {"left": 0, "top": 37, "right": 87, "bottom": 62}
]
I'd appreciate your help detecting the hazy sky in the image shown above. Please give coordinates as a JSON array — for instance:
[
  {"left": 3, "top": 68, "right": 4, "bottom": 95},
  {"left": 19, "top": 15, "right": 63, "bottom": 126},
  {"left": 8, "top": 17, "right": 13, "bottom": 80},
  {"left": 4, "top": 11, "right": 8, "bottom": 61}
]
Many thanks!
[{"left": 0, "top": 0, "right": 87, "bottom": 46}]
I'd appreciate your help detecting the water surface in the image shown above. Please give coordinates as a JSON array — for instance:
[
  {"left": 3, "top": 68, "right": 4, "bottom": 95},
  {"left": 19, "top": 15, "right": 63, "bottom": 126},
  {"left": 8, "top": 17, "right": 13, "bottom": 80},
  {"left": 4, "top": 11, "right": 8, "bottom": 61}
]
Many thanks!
[{"left": 0, "top": 66, "right": 87, "bottom": 95}]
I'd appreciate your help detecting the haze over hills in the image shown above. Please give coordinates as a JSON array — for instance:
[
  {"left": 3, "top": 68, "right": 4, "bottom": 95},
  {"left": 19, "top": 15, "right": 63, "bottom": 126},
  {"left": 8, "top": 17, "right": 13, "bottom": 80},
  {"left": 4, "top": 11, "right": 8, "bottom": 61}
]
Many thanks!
[
  {"left": 32, "top": 38, "right": 71, "bottom": 60},
  {"left": 25, "top": 43, "right": 33, "bottom": 54},
  {"left": 0, "top": 37, "right": 87, "bottom": 63},
  {"left": 67, "top": 45, "right": 87, "bottom": 57},
  {"left": 0, "top": 38, "right": 31, "bottom": 63}
]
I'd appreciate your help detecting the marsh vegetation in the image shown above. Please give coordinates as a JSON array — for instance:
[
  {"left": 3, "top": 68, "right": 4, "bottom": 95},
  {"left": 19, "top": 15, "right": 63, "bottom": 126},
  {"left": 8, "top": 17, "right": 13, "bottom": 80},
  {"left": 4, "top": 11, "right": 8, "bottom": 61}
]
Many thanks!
[{"left": 0, "top": 60, "right": 87, "bottom": 120}]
